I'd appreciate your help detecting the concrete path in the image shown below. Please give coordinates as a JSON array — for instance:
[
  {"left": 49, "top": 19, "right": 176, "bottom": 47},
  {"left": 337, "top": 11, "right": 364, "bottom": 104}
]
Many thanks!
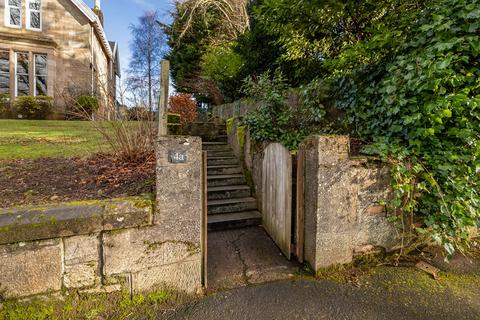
[{"left": 207, "top": 226, "right": 301, "bottom": 290}]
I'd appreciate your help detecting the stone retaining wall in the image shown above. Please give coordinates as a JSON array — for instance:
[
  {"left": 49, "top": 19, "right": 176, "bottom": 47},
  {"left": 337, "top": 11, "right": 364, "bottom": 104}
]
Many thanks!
[
  {"left": 0, "top": 136, "right": 204, "bottom": 299},
  {"left": 212, "top": 100, "right": 258, "bottom": 120}
]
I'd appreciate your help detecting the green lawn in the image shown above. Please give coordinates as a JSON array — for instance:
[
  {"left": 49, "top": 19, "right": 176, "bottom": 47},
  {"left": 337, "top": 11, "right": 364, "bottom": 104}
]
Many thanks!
[{"left": 0, "top": 120, "right": 108, "bottom": 160}]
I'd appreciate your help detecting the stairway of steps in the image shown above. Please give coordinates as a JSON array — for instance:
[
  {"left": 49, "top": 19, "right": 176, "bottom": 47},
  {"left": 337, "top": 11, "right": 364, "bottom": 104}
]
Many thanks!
[{"left": 203, "top": 137, "right": 262, "bottom": 231}]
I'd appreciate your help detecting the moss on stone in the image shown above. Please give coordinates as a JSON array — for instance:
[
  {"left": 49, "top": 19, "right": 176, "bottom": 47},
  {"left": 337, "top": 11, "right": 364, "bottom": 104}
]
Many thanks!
[
  {"left": 0, "top": 288, "right": 182, "bottom": 320},
  {"left": 132, "top": 198, "right": 154, "bottom": 209},
  {"left": 143, "top": 240, "right": 200, "bottom": 255},
  {"left": 226, "top": 117, "right": 235, "bottom": 135},
  {"left": 237, "top": 126, "right": 246, "bottom": 148},
  {"left": 0, "top": 226, "right": 11, "bottom": 233}
]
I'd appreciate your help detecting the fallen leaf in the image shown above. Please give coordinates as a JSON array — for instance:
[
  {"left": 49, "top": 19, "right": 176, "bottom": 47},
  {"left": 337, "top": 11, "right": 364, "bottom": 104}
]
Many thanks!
[{"left": 416, "top": 261, "right": 440, "bottom": 280}]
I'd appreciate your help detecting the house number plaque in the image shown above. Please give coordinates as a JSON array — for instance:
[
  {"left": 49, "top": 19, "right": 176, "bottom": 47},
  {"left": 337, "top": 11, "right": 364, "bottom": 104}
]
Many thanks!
[{"left": 168, "top": 150, "right": 187, "bottom": 164}]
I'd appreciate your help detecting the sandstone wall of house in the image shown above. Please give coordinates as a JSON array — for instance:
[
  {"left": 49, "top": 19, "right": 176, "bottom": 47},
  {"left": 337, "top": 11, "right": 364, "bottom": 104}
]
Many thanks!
[
  {"left": 91, "top": 29, "right": 110, "bottom": 114},
  {"left": 0, "top": 0, "right": 112, "bottom": 115}
]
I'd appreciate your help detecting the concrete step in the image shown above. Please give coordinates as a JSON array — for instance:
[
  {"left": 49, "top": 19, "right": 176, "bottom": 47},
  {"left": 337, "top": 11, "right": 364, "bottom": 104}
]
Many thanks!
[
  {"left": 208, "top": 185, "right": 252, "bottom": 200},
  {"left": 203, "top": 135, "right": 228, "bottom": 143},
  {"left": 207, "top": 157, "right": 239, "bottom": 166},
  {"left": 207, "top": 174, "right": 245, "bottom": 187},
  {"left": 208, "top": 211, "right": 262, "bottom": 231},
  {"left": 207, "top": 150, "right": 235, "bottom": 157},
  {"left": 207, "top": 165, "right": 243, "bottom": 175},
  {"left": 202, "top": 142, "right": 230, "bottom": 151},
  {"left": 208, "top": 197, "right": 257, "bottom": 215}
]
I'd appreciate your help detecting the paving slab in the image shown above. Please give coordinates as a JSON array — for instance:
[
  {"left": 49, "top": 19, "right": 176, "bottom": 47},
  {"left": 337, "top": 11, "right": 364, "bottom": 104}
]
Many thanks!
[{"left": 207, "top": 226, "right": 301, "bottom": 291}]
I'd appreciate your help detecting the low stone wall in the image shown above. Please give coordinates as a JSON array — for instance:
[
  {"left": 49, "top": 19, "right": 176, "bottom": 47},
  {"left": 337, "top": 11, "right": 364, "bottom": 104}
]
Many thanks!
[
  {"left": 0, "top": 197, "right": 156, "bottom": 299},
  {"left": 0, "top": 136, "right": 204, "bottom": 300},
  {"left": 212, "top": 100, "right": 258, "bottom": 120},
  {"left": 182, "top": 122, "right": 225, "bottom": 141},
  {"left": 301, "top": 136, "right": 398, "bottom": 270}
]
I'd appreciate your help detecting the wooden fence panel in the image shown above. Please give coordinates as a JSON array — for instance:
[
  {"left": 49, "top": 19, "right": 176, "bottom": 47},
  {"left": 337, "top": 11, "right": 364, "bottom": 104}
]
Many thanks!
[{"left": 262, "top": 143, "right": 292, "bottom": 259}]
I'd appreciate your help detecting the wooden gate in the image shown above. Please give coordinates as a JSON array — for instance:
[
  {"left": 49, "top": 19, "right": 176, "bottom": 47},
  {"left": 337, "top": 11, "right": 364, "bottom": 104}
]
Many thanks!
[{"left": 262, "top": 143, "right": 293, "bottom": 259}]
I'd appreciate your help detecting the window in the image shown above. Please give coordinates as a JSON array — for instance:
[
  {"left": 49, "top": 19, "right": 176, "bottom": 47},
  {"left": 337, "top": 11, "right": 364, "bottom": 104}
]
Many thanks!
[
  {"left": 15, "top": 52, "right": 29, "bottom": 96},
  {"left": 34, "top": 54, "right": 47, "bottom": 96},
  {"left": 27, "top": 0, "right": 41, "bottom": 30},
  {"left": 0, "top": 51, "right": 9, "bottom": 94},
  {"left": 6, "top": 0, "right": 22, "bottom": 28}
]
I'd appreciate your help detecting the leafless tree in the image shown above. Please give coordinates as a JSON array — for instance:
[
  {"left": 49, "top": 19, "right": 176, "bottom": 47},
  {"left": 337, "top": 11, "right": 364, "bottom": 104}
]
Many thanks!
[{"left": 128, "top": 10, "right": 168, "bottom": 113}]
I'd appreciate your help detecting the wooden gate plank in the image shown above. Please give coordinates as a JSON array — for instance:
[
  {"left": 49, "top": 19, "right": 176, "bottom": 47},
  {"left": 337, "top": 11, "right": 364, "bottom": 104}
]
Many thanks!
[
  {"left": 262, "top": 143, "right": 292, "bottom": 259},
  {"left": 296, "top": 148, "right": 305, "bottom": 263}
]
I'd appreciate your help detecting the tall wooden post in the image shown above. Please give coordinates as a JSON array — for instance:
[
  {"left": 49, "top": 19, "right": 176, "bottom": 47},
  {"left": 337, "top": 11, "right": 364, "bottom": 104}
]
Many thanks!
[{"left": 158, "top": 59, "right": 170, "bottom": 136}]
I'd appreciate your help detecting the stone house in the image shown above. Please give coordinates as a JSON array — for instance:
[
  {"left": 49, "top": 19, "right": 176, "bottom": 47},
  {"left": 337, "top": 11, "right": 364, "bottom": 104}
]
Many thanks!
[{"left": 0, "top": 0, "right": 120, "bottom": 118}]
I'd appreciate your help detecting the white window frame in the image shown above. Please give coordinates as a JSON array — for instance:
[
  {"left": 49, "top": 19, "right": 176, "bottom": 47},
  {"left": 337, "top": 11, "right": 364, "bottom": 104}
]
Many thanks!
[
  {"left": 15, "top": 52, "right": 29, "bottom": 97},
  {"left": 33, "top": 53, "right": 47, "bottom": 96},
  {"left": 26, "top": 0, "right": 42, "bottom": 31},
  {"left": 5, "top": 0, "right": 22, "bottom": 29}
]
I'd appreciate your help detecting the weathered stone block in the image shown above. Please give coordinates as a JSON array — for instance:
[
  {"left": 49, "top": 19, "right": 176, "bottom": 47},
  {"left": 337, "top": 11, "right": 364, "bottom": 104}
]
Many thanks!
[
  {"left": 315, "top": 135, "right": 350, "bottom": 166},
  {"left": 103, "top": 226, "right": 164, "bottom": 276},
  {"left": 64, "top": 263, "right": 98, "bottom": 289},
  {"left": 103, "top": 220, "right": 201, "bottom": 276},
  {"left": 316, "top": 166, "right": 358, "bottom": 234},
  {"left": 155, "top": 136, "right": 202, "bottom": 223},
  {"left": 357, "top": 214, "right": 399, "bottom": 251},
  {"left": 161, "top": 219, "right": 201, "bottom": 265},
  {"left": 0, "top": 204, "right": 103, "bottom": 245},
  {"left": 0, "top": 198, "right": 154, "bottom": 245},
  {"left": 313, "top": 233, "right": 355, "bottom": 269},
  {"left": 64, "top": 234, "right": 99, "bottom": 265},
  {"left": 133, "top": 260, "right": 202, "bottom": 294},
  {"left": 63, "top": 234, "right": 99, "bottom": 289},
  {"left": 103, "top": 198, "right": 152, "bottom": 231},
  {"left": 0, "top": 239, "right": 62, "bottom": 298},
  {"left": 301, "top": 135, "right": 397, "bottom": 271}
]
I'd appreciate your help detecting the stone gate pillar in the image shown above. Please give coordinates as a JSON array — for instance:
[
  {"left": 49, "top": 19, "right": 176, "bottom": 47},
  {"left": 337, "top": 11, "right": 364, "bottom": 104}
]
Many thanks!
[
  {"left": 154, "top": 135, "right": 203, "bottom": 292},
  {"left": 301, "top": 135, "right": 396, "bottom": 271}
]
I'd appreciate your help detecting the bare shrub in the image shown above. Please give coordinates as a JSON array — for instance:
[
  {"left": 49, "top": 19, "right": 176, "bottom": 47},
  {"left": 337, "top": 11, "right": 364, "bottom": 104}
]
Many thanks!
[
  {"left": 92, "top": 116, "right": 156, "bottom": 163},
  {"left": 57, "top": 73, "right": 157, "bottom": 163},
  {"left": 92, "top": 77, "right": 157, "bottom": 163}
]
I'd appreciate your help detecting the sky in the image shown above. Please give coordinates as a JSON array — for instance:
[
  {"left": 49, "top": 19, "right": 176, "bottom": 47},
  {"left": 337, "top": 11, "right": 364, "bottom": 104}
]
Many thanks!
[{"left": 84, "top": 0, "right": 175, "bottom": 76}]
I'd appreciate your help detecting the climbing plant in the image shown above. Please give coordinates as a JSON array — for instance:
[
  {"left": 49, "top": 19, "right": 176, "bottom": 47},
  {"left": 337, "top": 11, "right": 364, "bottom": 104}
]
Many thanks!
[
  {"left": 331, "top": 0, "right": 480, "bottom": 254},
  {"left": 242, "top": 71, "right": 329, "bottom": 150},
  {"left": 242, "top": 0, "right": 479, "bottom": 255}
]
